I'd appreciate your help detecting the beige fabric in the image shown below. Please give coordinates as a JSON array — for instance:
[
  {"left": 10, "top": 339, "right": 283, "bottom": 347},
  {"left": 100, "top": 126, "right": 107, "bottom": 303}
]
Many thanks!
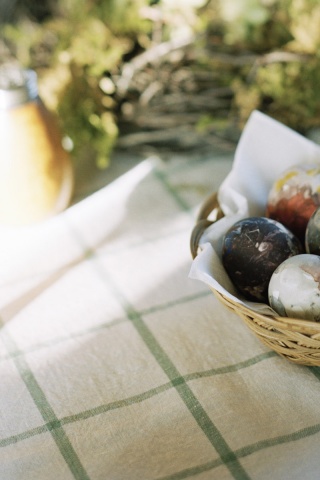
[{"left": 1, "top": 152, "right": 320, "bottom": 480}]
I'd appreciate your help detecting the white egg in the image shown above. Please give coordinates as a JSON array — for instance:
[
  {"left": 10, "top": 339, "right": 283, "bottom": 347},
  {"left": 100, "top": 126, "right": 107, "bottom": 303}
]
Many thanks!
[{"left": 268, "top": 254, "right": 320, "bottom": 321}]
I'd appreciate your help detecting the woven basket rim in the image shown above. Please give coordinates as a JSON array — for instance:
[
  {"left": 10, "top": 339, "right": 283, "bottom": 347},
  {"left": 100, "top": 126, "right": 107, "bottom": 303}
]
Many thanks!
[{"left": 211, "top": 287, "right": 320, "bottom": 335}]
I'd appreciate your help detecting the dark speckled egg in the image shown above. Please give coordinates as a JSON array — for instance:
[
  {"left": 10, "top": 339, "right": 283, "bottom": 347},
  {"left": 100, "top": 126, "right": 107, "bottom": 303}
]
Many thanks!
[
  {"left": 222, "top": 217, "right": 303, "bottom": 302},
  {"left": 305, "top": 206, "right": 320, "bottom": 255},
  {"left": 266, "top": 164, "right": 320, "bottom": 242}
]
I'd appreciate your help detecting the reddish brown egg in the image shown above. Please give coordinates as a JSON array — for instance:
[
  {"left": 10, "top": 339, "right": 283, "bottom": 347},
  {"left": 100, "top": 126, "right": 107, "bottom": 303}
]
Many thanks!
[{"left": 266, "top": 164, "right": 320, "bottom": 242}]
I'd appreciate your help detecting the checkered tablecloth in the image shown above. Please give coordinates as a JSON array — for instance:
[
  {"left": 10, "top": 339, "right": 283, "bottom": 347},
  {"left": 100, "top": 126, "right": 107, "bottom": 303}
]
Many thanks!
[{"left": 2, "top": 150, "right": 320, "bottom": 480}]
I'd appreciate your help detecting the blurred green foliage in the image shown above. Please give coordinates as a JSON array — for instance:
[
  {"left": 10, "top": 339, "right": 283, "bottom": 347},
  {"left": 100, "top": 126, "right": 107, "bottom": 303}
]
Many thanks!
[
  {"left": 215, "top": 0, "right": 320, "bottom": 132},
  {"left": 1, "top": 0, "right": 154, "bottom": 167},
  {"left": 2, "top": 0, "right": 320, "bottom": 166}
]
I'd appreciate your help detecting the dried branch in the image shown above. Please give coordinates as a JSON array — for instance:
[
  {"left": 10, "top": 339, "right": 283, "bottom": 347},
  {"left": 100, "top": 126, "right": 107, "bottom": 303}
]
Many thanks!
[{"left": 115, "top": 32, "right": 196, "bottom": 97}]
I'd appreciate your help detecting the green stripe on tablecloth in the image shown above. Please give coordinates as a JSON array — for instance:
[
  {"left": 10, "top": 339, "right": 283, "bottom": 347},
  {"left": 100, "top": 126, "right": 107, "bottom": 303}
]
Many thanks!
[
  {"left": 153, "top": 168, "right": 191, "bottom": 213},
  {"left": 158, "top": 423, "right": 320, "bottom": 480},
  {"left": 65, "top": 221, "right": 252, "bottom": 480},
  {"left": 236, "top": 422, "right": 320, "bottom": 457},
  {"left": 62, "top": 350, "right": 274, "bottom": 427},
  {"left": 0, "top": 290, "right": 211, "bottom": 364},
  {"left": 128, "top": 311, "right": 251, "bottom": 480},
  {"left": 0, "top": 350, "right": 274, "bottom": 448},
  {"left": 184, "top": 351, "right": 277, "bottom": 380},
  {"left": 0, "top": 319, "right": 90, "bottom": 480},
  {"left": 142, "top": 289, "right": 211, "bottom": 315},
  {"left": 0, "top": 424, "right": 49, "bottom": 448},
  {"left": 4, "top": 414, "right": 320, "bottom": 480},
  {"left": 157, "top": 458, "right": 224, "bottom": 480}
]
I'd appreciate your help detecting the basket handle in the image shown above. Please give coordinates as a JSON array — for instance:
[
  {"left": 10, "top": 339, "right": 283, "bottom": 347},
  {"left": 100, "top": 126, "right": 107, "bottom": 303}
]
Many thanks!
[{"left": 190, "top": 191, "right": 224, "bottom": 259}]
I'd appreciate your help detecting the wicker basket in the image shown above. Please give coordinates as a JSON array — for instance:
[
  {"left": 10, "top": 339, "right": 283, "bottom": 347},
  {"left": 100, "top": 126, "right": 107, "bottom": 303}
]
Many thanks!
[{"left": 190, "top": 191, "right": 320, "bottom": 366}]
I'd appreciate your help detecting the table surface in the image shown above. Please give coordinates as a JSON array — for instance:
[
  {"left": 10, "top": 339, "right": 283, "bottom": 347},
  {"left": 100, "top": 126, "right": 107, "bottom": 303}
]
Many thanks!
[{"left": 2, "top": 146, "right": 320, "bottom": 480}]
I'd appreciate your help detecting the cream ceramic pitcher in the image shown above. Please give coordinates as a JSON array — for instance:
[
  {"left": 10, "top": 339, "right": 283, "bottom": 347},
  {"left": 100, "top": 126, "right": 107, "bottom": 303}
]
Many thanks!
[{"left": 0, "top": 63, "right": 73, "bottom": 225}]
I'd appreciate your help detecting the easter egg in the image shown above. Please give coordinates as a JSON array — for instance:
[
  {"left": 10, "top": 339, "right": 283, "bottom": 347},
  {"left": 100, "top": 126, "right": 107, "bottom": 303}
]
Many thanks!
[
  {"left": 268, "top": 254, "right": 320, "bottom": 321},
  {"left": 222, "top": 217, "right": 303, "bottom": 302},
  {"left": 266, "top": 164, "right": 320, "bottom": 242},
  {"left": 305, "top": 206, "right": 320, "bottom": 255}
]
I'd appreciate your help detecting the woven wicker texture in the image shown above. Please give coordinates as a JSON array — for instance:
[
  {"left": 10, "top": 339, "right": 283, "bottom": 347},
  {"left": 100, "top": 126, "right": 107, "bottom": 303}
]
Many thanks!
[{"left": 191, "top": 192, "right": 320, "bottom": 366}]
